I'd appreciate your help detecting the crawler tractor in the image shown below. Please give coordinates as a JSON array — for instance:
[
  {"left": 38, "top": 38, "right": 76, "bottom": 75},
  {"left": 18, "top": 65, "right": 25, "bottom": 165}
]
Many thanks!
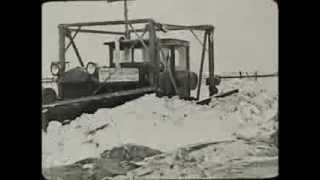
[{"left": 42, "top": 18, "right": 220, "bottom": 128}]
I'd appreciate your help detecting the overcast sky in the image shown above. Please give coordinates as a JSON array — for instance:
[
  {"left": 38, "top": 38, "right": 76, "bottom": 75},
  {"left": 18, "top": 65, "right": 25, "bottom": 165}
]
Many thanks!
[{"left": 42, "top": 0, "right": 278, "bottom": 77}]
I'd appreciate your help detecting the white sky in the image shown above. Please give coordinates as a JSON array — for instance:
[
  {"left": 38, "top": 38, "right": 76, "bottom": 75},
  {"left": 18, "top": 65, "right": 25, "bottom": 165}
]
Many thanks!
[{"left": 42, "top": 0, "right": 278, "bottom": 77}]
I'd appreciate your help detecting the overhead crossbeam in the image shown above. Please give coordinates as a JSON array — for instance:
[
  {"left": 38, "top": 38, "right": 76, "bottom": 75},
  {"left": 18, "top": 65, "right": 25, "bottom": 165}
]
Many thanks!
[
  {"left": 67, "top": 28, "right": 126, "bottom": 35},
  {"left": 61, "top": 18, "right": 154, "bottom": 27},
  {"left": 129, "top": 23, "right": 214, "bottom": 33},
  {"left": 160, "top": 24, "right": 214, "bottom": 31}
]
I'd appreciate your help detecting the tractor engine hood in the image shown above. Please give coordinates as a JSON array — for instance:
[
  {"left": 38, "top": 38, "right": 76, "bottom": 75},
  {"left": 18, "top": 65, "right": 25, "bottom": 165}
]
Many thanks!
[{"left": 59, "top": 67, "right": 93, "bottom": 83}]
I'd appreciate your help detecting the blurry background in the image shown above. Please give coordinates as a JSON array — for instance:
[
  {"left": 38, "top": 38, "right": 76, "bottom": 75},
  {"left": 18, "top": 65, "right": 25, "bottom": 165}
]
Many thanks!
[{"left": 42, "top": 0, "right": 278, "bottom": 78}]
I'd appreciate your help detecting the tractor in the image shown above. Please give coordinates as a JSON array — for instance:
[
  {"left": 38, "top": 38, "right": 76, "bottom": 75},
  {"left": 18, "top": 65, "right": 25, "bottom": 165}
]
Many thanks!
[{"left": 42, "top": 18, "right": 220, "bottom": 128}]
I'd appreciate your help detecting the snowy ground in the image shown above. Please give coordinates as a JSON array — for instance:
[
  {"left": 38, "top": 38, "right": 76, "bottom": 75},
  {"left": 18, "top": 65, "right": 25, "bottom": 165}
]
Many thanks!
[{"left": 42, "top": 77, "right": 278, "bottom": 179}]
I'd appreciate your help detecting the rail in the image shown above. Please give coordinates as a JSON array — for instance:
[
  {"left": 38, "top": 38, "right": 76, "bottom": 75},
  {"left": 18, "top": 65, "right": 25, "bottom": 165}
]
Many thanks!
[{"left": 218, "top": 72, "right": 278, "bottom": 79}]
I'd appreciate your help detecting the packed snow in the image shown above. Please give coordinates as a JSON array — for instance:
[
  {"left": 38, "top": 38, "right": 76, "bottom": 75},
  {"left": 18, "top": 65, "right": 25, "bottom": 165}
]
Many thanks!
[{"left": 42, "top": 78, "right": 278, "bottom": 170}]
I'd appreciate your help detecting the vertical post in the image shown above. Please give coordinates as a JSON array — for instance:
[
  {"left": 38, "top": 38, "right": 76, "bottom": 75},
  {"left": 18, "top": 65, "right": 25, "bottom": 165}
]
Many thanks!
[
  {"left": 147, "top": 21, "right": 159, "bottom": 87},
  {"left": 123, "top": 0, "right": 131, "bottom": 62},
  {"left": 58, "top": 25, "right": 66, "bottom": 98},
  {"left": 208, "top": 28, "right": 216, "bottom": 96},
  {"left": 124, "top": 0, "right": 129, "bottom": 39},
  {"left": 186, "top": 46, "right": 190, "bottom": 98},
  {"left": 196, "top": 31, "right": 208, "bottom": 100},
  {"left": 170, "top": 48, "right": 175, "bottom": 78},
  {"left": 131, "top": 48, "right": 134, "bottom": 62},
  {"left": 109, "top": 46, "right": 114, "bottom": 67},
  {"left": 58, "top": 25, "right": 66, "bottom": 74},
  {"left": 170, "top": 48, "right": 176, "bottom": 96}
]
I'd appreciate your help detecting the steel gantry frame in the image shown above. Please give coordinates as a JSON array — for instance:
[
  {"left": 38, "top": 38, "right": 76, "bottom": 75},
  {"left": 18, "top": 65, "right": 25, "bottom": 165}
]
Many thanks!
[{"left": 57, "top": 18, "right": 216, "bottom": 99}]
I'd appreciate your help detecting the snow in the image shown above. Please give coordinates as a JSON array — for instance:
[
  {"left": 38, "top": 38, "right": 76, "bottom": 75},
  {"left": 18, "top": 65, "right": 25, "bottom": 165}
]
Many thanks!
[{"left": 42, "top": 78, "right": 278, "bottom": 169}]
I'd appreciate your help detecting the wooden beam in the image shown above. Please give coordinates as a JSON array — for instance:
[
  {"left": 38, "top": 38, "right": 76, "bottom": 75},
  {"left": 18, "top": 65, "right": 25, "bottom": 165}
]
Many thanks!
[
  {"left": 58, "top": 25, "right": 66, "bottom": 73},
  {"left": 129, "top": 24, "right": 214, "bottom": 33},
  {"left": 159, "top": 24, "right": 214, "bottom": 31},
  {"left": 186, "top": 46, "right": 190, "bottom": 97},
  {"left": 215, "top": 89, "right": 239, "bottom": 98},
  {"left": 128, "top": 28, "right": 149, "bottom": 33},
  {"left": 58, "top": 25, "right": 66, "bottom": 98},
  {"left": 196, "top": 97, "right": 211, "bottom": 105},
  {"left": 67, "top": 28, "right": 126, "bottom": 35},
  {"left": 207, "top": 30, "right": 215, "bottom": 96},
  {"left": 124, "top": 0, "right": 129, "bottom": 38},
  {"left": 107, "top": 0, "right": 135, "bottom": 2},
  {"left": 61, "top": 19, "right": 153, "bottom": 27},
  {"left": 147, "top": 22, "right": 159, "bottom": 86}
]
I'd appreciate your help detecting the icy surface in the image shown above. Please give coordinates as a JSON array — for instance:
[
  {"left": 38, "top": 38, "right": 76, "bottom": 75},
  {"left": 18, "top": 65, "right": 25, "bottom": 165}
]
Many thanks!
[{"left": 42, "top": 78, "right": 278, "bottom": 168}]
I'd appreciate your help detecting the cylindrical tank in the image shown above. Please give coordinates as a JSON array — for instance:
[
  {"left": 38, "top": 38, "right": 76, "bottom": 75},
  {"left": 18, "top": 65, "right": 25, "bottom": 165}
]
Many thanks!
[{"left": 175, "top": 70, "right": 198, "bottom": 90}]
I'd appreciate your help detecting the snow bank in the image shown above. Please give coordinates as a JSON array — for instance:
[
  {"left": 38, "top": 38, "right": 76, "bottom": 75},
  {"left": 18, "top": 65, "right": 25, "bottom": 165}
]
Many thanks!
[{"left": 42, "top": 78, "right": 278, "bottom": 168}]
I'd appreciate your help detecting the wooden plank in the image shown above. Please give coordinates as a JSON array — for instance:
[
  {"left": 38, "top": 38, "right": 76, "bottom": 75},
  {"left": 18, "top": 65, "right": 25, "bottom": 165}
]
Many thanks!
[
  {"left": 197, "top": 89, "right": 239, "bottom": 105},
  {"left": 42, "top": 86, "right": 156, "bottom": 108},
  {"left": 182, "top": 140, "right": 236, "bottom": 152},
  {"left": 215, "top": 89, "right": 239, "bottom": 98},
  {"left": 86, "top": 123, "right": 109, "bottom": 136},
  {"left": 196, "top": 97, "right": 212, "bottom": 105}
]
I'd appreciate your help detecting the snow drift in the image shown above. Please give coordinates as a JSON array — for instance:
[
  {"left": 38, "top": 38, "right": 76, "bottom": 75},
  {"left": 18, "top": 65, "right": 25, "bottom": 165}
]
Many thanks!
[{"left": 42, "top": 78, "right": 278, "bottom": 169}]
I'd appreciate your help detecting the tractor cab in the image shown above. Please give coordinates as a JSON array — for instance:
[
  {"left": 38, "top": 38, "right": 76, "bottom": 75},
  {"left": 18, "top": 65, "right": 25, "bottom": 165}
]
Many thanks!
[{"left": 104, "top": 38, "right": 198, "bottom": 98}]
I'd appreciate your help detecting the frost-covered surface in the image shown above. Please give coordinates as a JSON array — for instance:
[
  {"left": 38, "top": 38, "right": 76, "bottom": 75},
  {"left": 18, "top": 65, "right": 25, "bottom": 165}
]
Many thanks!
[{"left": 42, "top": 78, "right": 278, "bottom": 172}]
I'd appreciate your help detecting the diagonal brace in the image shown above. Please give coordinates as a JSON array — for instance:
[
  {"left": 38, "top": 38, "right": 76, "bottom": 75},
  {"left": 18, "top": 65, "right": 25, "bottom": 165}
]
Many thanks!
[
  {"left": 65, "top": 26, "right": 81, "bottom": 52},
  {"left": 66, "top": 30, "right": 84, "bottom": 67}
]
